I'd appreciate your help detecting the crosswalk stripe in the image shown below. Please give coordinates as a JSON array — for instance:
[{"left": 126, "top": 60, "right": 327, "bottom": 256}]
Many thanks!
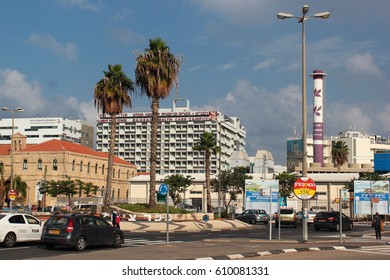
[
  {"left": 348, "top": 245, "right": 390, "bottom": 256},
  {"left": 122, "top": 238, "right": 184, "bottom": 247}
]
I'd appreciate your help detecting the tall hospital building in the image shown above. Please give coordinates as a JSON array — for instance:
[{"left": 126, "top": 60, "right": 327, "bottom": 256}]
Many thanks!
[{"left": 96, "top": 99, "right": 247, "bottom": 175}]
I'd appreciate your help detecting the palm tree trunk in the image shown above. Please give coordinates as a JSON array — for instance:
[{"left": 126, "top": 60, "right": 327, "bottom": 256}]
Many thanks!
[
  {"left": 148, "top": 98, "right": 159, "bottom": 208},
  {"left": 104, "top": 114, "right": 116, "bottom": 211},
  {"left": 205, "top": 150, "right": 211, "bottom": 213}
]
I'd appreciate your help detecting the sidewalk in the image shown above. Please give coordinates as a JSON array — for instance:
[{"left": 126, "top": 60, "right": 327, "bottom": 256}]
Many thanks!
[{"left": 119, "top": 219, "right": 252, "bottom": 232}]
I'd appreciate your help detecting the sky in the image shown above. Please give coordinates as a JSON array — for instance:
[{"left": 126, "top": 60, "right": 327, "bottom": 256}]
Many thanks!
[{"left": 0, "top": 0, "right": 389, "bottom": 165}]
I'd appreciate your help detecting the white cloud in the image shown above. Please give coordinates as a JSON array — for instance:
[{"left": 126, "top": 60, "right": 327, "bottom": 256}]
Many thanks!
[
  {"left": 253, "top": 59, "right": 276, "bottom": 71},
  {"left": 377, "top": 104, "right": 390, "bottom": 132},
  {"left": 186, "top": 64, "right": 207, "bottom": 72},
  {"left": 57, "top": 0, "right": 101, "bottom": 12},
  {"left": 0, "top": 69, "right": 46, "bottom": 112},
  {"left": 109, "top": 27, "right": 145, "bottom": 46},
  {"left": 346, "top": 53, "right": 383, "bottom": 77},
  {"left": 28, "top": 33, "right": 78, "bottom": 61},
  {"left": 215, "top": 62, "right": 236, "bottom": 72}
]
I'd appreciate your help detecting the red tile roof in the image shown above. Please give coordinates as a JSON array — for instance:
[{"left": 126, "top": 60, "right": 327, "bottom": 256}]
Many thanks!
[{"left": 0, "top": 139, "right": 134, "bottom": 166}]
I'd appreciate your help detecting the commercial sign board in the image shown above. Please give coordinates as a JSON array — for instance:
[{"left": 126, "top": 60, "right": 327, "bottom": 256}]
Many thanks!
[{"left": 293, "top": 177, "right": 316, "bottom": 200}]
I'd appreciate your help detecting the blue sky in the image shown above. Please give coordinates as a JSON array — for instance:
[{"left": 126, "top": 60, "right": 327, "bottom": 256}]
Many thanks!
[{"left": 0, "top": 0, "right": 389, "bottom": 165}]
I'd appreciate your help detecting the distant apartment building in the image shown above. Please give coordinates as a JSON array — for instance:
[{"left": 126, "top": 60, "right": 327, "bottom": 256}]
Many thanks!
[
  {"left": 287, "top": 127, "right": 390, "bottom": 173},
  {"left": 0, "top": 117, "right": 94, "bottom": 149},
  {"left": 96, "top": 98, "right": 246, "bottom": 175}
]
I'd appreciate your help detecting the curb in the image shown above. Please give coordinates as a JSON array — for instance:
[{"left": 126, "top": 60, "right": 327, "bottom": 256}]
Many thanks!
[{"left": 194, "top": 245, "right": 363, "bottom": 260}]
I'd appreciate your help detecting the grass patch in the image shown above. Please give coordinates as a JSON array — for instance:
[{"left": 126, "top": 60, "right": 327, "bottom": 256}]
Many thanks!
[{"left": 116, "top": 203, "right": 195, "bottom": 214}]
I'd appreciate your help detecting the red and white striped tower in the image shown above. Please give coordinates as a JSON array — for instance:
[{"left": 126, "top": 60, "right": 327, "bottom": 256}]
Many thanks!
[{"left": 310, "top": 70, "right": 327, "bottom": 164}]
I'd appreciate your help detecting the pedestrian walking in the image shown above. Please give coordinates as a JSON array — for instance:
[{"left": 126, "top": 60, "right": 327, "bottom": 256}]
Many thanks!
[
  {"left": 112, "top": 210, "right": 120, "bottom": 228},
  {"left": 372, "top": 212, "right": 382, "bottom": 240}
]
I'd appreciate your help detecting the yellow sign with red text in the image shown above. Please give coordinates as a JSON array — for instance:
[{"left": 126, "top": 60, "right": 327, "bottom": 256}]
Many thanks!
[{"left": 293, "top": 177, "right": 316, "bottom": 200}]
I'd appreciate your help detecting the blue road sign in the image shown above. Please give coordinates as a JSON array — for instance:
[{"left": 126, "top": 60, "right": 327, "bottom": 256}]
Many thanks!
[
  {"left": 202, "top": 215, "right": 209, "bottom": 222},
  {"left": 159, "top": 184, "right": 169, "bottom": 196}
]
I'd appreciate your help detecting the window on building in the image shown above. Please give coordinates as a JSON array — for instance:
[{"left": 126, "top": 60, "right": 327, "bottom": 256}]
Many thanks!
[
  {"left": 53, "top": 159, "right": 58, "bottom": 171},
  {"left": 95, "top": 163, "right": 98, "bottom": 174},
  {"left": 102, "top": 164, "right": 105, "bottom": 175},
  {"left": 87, "top": 162, "right": 90, "bottom": 173},
  {"left": 80, "top": 161, "right": 83, "bottom": 172},
  {"left": 23, "top": 159, "right": 28, "bottom": 170},
  {"left": 72, "top": 160, "right": 75, "bottom": 171},
  {"left": 37, "top": 159, "right": 42, "bottom": 170},
  {"left": 118, "top": 169, "right": 121, "bottom": 179},
  {"left": 117, "top": 188, "right": 120, "bottom": 199},
  {"left": 113, "top": 168, "right": 115, "bottom": 178},
  {"left": 127, "top": 171, "right": 129, "bottom": 180}
]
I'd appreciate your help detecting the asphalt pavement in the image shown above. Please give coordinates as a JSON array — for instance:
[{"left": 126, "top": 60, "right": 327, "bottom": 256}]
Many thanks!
[{"left": 106, "top": 219, "right": 390, "bottom": 260}]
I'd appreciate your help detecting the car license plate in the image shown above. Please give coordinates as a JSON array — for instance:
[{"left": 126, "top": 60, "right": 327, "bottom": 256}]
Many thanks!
[
  {"left": 49, "top": 229, "right": 60, "bottom": 235},
  {"left": 319, "top": 220, "right": 326, "bottom": 222},
  {"left": 281, "top": 217, "right": 290, "bottom": 221}
]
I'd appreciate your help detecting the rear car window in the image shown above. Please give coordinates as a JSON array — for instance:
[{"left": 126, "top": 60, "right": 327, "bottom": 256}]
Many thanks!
[
  {"left": 46, "top": 216, "right": 70, "bottom": 226},
  {"left": 316, "top": 212, "right": 335, "bottom": 219},
  {"left": 281, "top": 209, "right": 294, "bottom": 214},
  {"left": 0, "top": 214, "right": 5, "bottom": 220}
]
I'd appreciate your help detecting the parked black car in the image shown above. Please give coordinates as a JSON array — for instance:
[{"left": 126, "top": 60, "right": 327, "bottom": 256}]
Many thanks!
[
  {"left": 41, "top": 213, "right": 124, "bottom": 251},
  {"left": 313, "top": 211, "right": 353, "bottom": 231}
]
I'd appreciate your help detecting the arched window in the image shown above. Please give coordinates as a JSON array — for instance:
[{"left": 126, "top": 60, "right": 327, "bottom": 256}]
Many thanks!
[
  {"left": 37, "top": 159, "right": 43, "bottom": 170},
  {"left": 117, "top": 188, "right": 120, "bottom": 199},
  {"left": 87, "top": 162, "right": 90, "bottom": 173},
  {"left": 80, "top": 161, "right": 83, "bottom": 172},
  {"left": 113, "top": 168, "right": 116, "bottom": 178},
  {"left": 95, "top": 163, "right": 98, "bottom": 174},
  {"left": 72, "top": 160, "right": 75, "bottom": 171},
  {"left": 126, "top": 171, "right": 129, "bottom": 180},
  {"left": 23, "top": 159, "right": 28, "bottom": 170},
  {"left": 53, "top": 159, "right": 58, "bottom": 171},
  {"left": 118, "top": 169, "right": 121, "bottom": 179},
  {"left": 102, "top": 164, "right": 105, "bottom": 175}
]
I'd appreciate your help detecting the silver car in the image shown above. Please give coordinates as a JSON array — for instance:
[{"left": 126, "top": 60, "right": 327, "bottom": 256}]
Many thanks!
[{"left": 296, "top": 210, "right": 317, "bottom": 225}]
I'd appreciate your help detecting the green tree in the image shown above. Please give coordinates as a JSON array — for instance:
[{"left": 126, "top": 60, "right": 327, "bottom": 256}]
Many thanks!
[
  {"left": 193, "top": 131, "right": 220, "bottom": 213},
  {"left": 83, "top": 182, "right": 99, "bottom": 196},
  {"left": 274, "top": 172, "right": 299, "bottom": 198},
  {"left": 332, "top": 140, "right": 350, "bottom": 171},
  {"left": 94, "top": 64, "right": 134, "bottom": 211},
  {"left": 163, "top": 174, "right": 194, "bottom": 206},
  {"left": 13, "top": 175, "right": 28, "bottom": 201},
  {"left": 135, "top": 37, "right": 182, "bottom": 209},
  {"left": 39, "top": 178, "right": 80, "bottom": 207}
]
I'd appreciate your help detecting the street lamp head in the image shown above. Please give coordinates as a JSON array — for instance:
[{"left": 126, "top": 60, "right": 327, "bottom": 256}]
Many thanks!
[
  {"left": 302, "top": 5, "right": 309, "bottom": 15},
  {"left": 16, "top": 107, "right": 24, "bottom": 112},
  {"left": 314, "top": 12, "right": 330, "bottom": 19},
  {"left": 2, "top": 107, "right": 10, "bottom": 111},
  {"left": 277, "top": 12, "right": 294, "bottom": 19}
]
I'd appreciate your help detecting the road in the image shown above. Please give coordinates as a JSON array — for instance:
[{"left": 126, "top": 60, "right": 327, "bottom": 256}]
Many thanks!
[{"left": 1, "top": 223, "right": 386, "bottom": 260}]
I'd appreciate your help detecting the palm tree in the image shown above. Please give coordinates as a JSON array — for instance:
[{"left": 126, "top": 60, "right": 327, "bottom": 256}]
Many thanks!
[
  {"left": 193, "top": 131, "right": 220, "bottom": 213},
  {"left": 94, "top": 64, "right": 134, "bottom": 211},
  {"left": 13, "top": 175, "right": 27, "bottom": 205},
  {"left": 135, "top": 37, "right": 182, "bottom": 209},
  {"left": 332, "top": 140, "right": 350, "bottom": 171}
]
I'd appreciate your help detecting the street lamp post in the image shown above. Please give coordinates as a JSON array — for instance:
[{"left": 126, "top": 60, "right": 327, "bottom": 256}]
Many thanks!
[
  {"left": 2, "top": 107, "right": 24, "bottom": 211},
  {"left": 277, "top": 5, "right": 329, "bottom": 242}
]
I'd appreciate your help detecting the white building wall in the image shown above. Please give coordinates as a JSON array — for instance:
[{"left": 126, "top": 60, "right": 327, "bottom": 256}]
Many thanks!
[
  {"left": 96, "top": 99, "right": 246, "bottom": 175},
  {"left": 0, "top": 117, "right": 92, "bottom": 146}
]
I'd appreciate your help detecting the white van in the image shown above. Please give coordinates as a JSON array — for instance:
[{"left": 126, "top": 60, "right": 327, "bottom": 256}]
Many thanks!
[{"left": 71, "top": 204, "right": 102, "bottom": 214}]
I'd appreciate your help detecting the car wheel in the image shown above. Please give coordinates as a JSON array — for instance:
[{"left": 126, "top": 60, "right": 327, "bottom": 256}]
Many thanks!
[
  {"left": 314, "top": 227, "right": 320, "bottom": 231},
  {"left": 45, "top": 244, "right": 56, "bottom": 250},
  {"left": 113, "top": 234, "right": 122, "bottom": 248},
  {"left": 3, "top": 232, "right": 16, "bottom": 248},
  {"left": 75, "top": 236, "right": 87, "bottom": 251},
  {"left": 250, "top": 218, "right": 256, "bottom": 224}
]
